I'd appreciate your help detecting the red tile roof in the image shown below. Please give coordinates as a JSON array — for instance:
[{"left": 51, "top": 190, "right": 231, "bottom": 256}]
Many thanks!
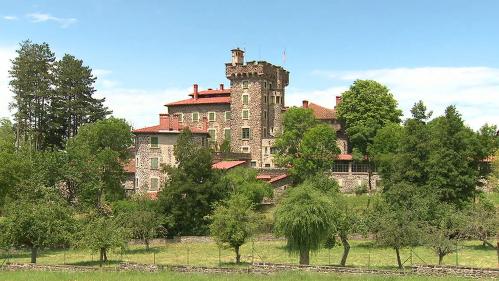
[
  {"left": 336, "top": 154, "right": 353, "bottom": 160},
  {"left": 212, "top": 160, "right": 247, "bottom": 170},
  {"left": 133, "top": 114, "right": 208, "bottom": 134},
  {"left": 166, "top": 96, "right": 231, "bottom": 106},
  {"left": 256, "top": 175, "right": 272, "bottom": 180},
  {"left": 189, "top": 89, "right": 231, "bottom": 97},
  {"left": 307, "top": 103, "right": 336, "bottom": 120},
  {"left": 269, "top": 174, "right": 289, "bottom": 183}
]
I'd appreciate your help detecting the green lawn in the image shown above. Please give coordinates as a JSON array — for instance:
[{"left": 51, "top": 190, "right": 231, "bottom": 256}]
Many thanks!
[
  {"left": 1, "top": 239, "right": 495, "bottom": 269},
  {"left": 0, "top": 271, "right": 480, "bottom": 281}
]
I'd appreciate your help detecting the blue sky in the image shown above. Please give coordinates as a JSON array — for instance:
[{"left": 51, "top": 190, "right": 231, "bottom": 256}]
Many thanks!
[{"left": 1, "top": 0, "right": 498, "bottom": 129}]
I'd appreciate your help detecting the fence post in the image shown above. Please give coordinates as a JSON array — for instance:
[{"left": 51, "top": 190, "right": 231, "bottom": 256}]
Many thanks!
[
  {"left": 410, "top": 248, "right": 413, "bottom": 266},
  {"left": 153, "top": 252, "right": 156, "bottom": 265},
  {"left": 455, "top": 240, "right": 459, "bottom": 266},
  {"left": 187, "top": 246, "right": 190, "bottom": 265},
  {"left": 218, "top": 247, "right": 221, "bottom": 267}
]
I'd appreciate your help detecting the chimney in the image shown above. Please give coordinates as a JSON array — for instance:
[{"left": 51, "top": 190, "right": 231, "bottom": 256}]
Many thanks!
[
  {"left": 220, "top": 83, "right": 224, "bottom": 90},
  {"left": 171, "top": 115, "right": 180, "bottom": 131},
  {"left": 193, "top": 84, "right": 199, "bottom": 99},
  {"left": 159, "top": 113, "right": 169, "bottom": 129},
  {"left": 231, "top": 48, "right": 244, "bottom": 65},
  {"left": 302, "top": 100, "right": 309, "bottom": 108},
  {"left": 202, "top": 116, "right": 208, "bottom": 131},
  {"left": 335, "top": 96, "right": 342, "bottom": 108}
]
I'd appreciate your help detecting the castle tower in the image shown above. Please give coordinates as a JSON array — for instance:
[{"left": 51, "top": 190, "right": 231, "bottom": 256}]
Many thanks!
[{"left": 226, "top": 49, "right": 289, "bottom": 168}]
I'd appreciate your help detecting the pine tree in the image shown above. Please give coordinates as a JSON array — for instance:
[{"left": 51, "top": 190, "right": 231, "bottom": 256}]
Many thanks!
[
  {"left": 9, "top": 40, "right": 55, "bottom": 150},
  {"left": 49, "top": 54, "right": 110, "bottom": 148}
]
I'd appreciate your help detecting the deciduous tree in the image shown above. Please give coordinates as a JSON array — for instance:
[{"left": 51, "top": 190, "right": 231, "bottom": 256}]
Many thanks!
[{"left": 210, "top": 194, "right": 260, "bottom": 263}]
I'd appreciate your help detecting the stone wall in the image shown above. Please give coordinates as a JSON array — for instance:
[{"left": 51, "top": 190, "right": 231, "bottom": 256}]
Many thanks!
[
  {"left": 332, "top": 173, "right": 380, "bottom": 193},
  {"left": 168, "top": 103, "right": 230, "bottom": 148},
  {"left": 3, "top": 262, "right": 497, "bottom": 279}
]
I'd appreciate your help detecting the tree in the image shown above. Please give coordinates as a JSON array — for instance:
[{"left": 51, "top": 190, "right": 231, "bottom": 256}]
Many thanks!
[
  {"left": 426, "top": 106, "right": 483, "bottom": 206},
  {"left": 0, "top": 119, "right": 30, "bottom": 208},
  {"left": 113, "top": 195, "right": 165, "bottom": 250},
  {"left": 274, "top": 108, "right": 339, "bottom": 183},
  {"left": 9, "top": 40, "right": 55, "bottom": 150},
  {"left": 210, "top": 194, "right": 260, "bottom": 263},
  {"left": 336, "top": 80, "right": 402, "bottom": 193},
  {"left": 369, "top": 198, "right": 423, "bottom": 269},
  {"left": 223, "top": 167, "right": 272, "bottom": 204},
  {"left": 63, "top": 117, "right": 133, "bottom": 207},
  {"left": 0, "top": 191, "right": 75, "bottom": 263},
  {"left": 158, "top": 129, "right": 228, "bottom": 235},
  {"left": 77, "top": 214, "right": 128, "bottom": 266},
  {"left": 274, "top": 184, "right": 335, "bottom": 265},
  {"left": 423, "top": 203, "right": 465, "bottom": 265},
  {"left": 48, "top": 54, "right": 110, "bottom": 148}
]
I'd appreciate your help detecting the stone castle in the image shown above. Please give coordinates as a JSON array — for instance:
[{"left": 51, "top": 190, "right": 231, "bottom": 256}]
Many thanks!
[{"left": 125, "top": 49, "right": 377, "bottom": 196}]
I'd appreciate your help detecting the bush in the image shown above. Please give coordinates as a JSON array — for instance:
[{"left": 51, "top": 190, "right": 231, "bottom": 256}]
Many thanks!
[{"left": 354, "top": 183, "right": 368, "bottom": 196}]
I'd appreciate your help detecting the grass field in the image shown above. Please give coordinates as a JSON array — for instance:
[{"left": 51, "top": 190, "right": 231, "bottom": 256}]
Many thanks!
[
  {"left": 0, "top": 271, "right": 481, "bottom": 281},
  {"left": 1, "top": 239, "right": 496, "bottom": 269}
]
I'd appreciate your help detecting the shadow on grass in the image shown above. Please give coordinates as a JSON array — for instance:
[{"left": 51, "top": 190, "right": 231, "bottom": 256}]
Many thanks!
[
  {"left": 462, "top": 243, "right": 496, "bottom": 252},
  {"left": 69, "top": 259, "right": 122, "bottom": 267},
  {"left": 124, "top": 247, "right": 161, "bottom": 255}
]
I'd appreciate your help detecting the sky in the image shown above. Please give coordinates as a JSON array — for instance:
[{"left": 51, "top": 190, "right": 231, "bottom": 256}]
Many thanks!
[{"left": 1, "top": 0, "right": 498, "bottom": 129}]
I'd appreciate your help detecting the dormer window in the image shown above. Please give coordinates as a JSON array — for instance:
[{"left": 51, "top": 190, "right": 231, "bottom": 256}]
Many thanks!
[{"left": 242, "top": 80, "right": 249, "bottom": 89}]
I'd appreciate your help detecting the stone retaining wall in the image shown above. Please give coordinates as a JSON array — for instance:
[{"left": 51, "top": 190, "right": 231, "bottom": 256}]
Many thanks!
[{"left": 2, "top": 262, "right": 498, "bottom": 279}]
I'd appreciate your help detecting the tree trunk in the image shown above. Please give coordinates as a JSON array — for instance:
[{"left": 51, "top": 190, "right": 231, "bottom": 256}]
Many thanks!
[
  {"left": 99, "top": 247, "right": 107, "bottom": 266},
  {"left": 299, "top": 247, "right": 310, "bottom": 265},
  {"left": 367, "top": 158, "right": 373, "bottom": 208},
  {"left": 145, "top": 238, "right": 150, "bottom": 251},
  {"left": 438, "top": 252, "right": 444, "bottom": 265},
  {"left": 235, "top": 245, "right": 241, "bottom": 264},
  {"left": 340, "top": 235, "right": 350, "bottom": 266},
  {"left": 395, "top": 247, "right": 402, "bottom": 269},
  {"left": 30, "top": 246, "right": 38, "bottom": 264}
]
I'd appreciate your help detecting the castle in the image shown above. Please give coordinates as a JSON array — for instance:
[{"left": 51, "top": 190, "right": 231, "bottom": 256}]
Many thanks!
[{"left": 125, "top": 49, "right": 377, "bottom": 196}]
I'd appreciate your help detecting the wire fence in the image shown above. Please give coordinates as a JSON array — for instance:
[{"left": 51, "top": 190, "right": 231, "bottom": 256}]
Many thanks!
[{"left": 0, "top": 239, "right": 494, "bottom": 269}]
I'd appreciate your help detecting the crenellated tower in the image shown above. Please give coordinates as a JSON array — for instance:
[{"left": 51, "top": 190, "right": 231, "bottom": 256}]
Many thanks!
[{"left": 225, "top": 48, "right": 289, "bottom": 167}]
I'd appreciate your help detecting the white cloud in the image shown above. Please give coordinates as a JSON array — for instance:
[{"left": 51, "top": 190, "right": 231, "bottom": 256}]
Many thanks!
[
  {"left": 98, "top": 87, "right": 189, "bottom": 129},
  {"left": 312, "top": 67, "right": 499, "bottom": 129},
  {"left": 27, "top": 13, "right": 77, "bottom": 28},
  {"left": 287, "top": 86, "right": 347, "bottom": 109},
  {"left": 3, "top": 16, "right": 18, "bottom": 20},
  {"left": 0, "top": 46, "right": 16, "bottom": 120}
]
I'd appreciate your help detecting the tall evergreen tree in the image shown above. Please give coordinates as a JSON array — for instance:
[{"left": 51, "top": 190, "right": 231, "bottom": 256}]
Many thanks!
[
  {"left": 49, "top": 54, "right": 110, "bottom": 148},
  {"left": 9, "top": 40, "right": 55, "bottom": 150}
]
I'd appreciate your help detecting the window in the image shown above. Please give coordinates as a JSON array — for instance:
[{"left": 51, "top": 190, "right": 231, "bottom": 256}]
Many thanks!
[
  {"left": 270, "top": 95, "right": 274, "bottom": 104},
  {"left": 276, "top": 96, "right": 281, "bottom": 104},
  {"left": 264, "top": 95, "right": 268, "bottom": 104},
  {"left": 270, "top": 127, "right": 274, "bottom": 136},
  {"left": 150, "top": 136, "right": 159, "bottom": 148},
  {"left": 208, "top": 112, "right": 216, "bottom": 122},
  {"left": 224, "top": 111, "right": 231, "bottom": 121},
  {"left": 178, "top": 113, "right": 184, "bottom": 122},
  {"left": 135, "top": 177, "right": 139, "bottom": 189},
  {"left": 263, "top": 81, "right": 267, "bottom": 89},
  {"left": 150, "top": 178, "right": 159, "bottom": 191},
  {"left": 242, "top": 128, "right": 251, "bottom": 139},
  {"left": 270, "top": 147, "right": 278, "bottom": 154},
  {"left": 263, "top": 110, "right": 267, "bottom": 120},
  {"left": 208, "top": 128, "right": 216, "bottom": 141},
  {"left": 192, "top": 112, "right": 199, "bottom": 122},
  {"left": 136, "top": 156, "right": 139, "bottom": 167},
  {"left": 241, "top": 146, "right": 250, "bottom": 153},
  {"left": 352, "top": 162, "right": 370, "bottom": 173},
  {"left": 250, "top": 161, "right": 257, "bottom": 167},
  {"left": 242, "top": 109, "right": 249, "bottom": 120},
  {"left": 264, "top": 164, "right": 271, "bottom": 168},
  {"left": 268, "top": 82, "right": 272, "bottom": 89},
  {"left": 242, "top": 94, "right": 249, "bottom": 106},
  {"left": 242, "top": 80, "right": 248, "bottom": 89},
  {"left": 332, "top": 162, "right": 349, "bottom": 173},
  {"left": 263, "top": 127, "right": 267, "bottom": 138},
  {"left": 224, "top": 128, "right": 231, "bottom": 140},
  {"left": 150, "top": 158, "right": 159, "bottom": 170},
  {"left": 264, "top": 147, "right": 269, "bottom": 155}
]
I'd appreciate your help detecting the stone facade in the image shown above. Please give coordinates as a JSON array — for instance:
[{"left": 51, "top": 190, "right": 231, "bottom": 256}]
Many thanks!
[{"left": 225, "top": 51, "right": 289, "bottom": 167}]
